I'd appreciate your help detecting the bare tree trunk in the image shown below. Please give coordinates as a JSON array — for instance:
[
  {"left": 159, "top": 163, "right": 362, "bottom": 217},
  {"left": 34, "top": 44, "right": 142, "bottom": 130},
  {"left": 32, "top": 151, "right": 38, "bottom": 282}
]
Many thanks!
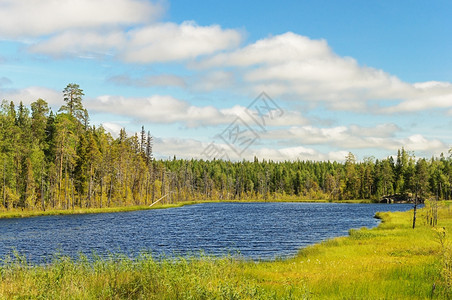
[{"left": 412, "top": 191, "right": 418, "bottom": 229}]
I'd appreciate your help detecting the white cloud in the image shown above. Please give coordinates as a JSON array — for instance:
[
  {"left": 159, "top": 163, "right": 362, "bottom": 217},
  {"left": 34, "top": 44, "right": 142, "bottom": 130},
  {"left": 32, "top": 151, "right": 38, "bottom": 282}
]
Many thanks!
[
  {"left": 262, "top": 124, "right": 446, "bottom": 153},
  {"left": 86, "top": 94, "right": 308, "bottom": 128},
  {"left": 0, "top": 86, "right": 61, "bottom": 106},
  {"left": 197, "top": 32, "right": 452, "bottom": 113},
  {"left": 100, "top": 122, "right": 127, "bottom": 139},
  {"left": 28, "top": 21, "right": 243, "bottom": 62},
  {"left": 121, "top": 22, "right": 242, "bottom": 63},
  {"left": 154, "top": 137, "right": 207, "bottom": 160},
  {"left": 29, "top": 30, "right": 126, "bottom": 57},
  {"left": 1, "top": 1, "right": 242, "bottom": 63},
  {"left": 401, "top": 134, "right": 446, "bottom": 152},
  {"left": 0, "top": 86, "right": 307, "bottom": 128},
  {"left": 0, "top": 0, "right": 163, "bottom": 38},
  {"left": 87, "top": 95, "right": 234, "bottom": 127},
  {"left": 198, "top": 33, "right": 331, "bottom": 68},
  {"left": 379, "top": 82, "right": 452, "bottom": 113}
]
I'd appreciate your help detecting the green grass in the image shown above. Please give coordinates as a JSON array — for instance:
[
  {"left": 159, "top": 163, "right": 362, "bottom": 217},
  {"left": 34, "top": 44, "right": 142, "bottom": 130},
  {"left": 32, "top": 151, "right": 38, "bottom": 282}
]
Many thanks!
[
  {"left": 1, "top": 203, "right": 451, "bottom": 299},
  {"left": 0, "top": 201, "right": 211, "bottom": 219}
]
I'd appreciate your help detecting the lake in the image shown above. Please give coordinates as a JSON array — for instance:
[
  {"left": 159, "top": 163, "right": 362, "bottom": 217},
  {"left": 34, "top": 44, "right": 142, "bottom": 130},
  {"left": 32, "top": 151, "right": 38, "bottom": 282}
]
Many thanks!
[{"left": 0, "top": 202, "right": 414, "bottom": 262}]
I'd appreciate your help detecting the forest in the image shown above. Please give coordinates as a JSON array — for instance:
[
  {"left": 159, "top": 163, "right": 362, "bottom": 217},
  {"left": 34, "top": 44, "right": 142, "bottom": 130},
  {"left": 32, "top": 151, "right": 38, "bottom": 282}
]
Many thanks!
[{"left": 1, "top": 84, "right": 452, "bottom": 211}]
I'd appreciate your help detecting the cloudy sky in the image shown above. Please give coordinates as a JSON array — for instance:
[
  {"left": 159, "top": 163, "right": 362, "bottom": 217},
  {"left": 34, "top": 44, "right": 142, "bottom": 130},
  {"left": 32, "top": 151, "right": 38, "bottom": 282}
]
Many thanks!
[{"left": 1, "top": 0, "right": 451, "bottom": 161}]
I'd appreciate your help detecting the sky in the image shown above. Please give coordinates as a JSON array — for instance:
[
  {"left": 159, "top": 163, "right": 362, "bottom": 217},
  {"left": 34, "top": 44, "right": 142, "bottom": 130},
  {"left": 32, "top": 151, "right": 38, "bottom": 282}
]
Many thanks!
[{"left": 0, "top": 0, "right": 451, "bottom": 162}]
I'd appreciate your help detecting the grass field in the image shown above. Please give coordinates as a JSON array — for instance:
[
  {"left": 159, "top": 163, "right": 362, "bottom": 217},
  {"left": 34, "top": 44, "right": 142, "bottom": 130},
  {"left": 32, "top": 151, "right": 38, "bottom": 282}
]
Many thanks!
[{"left": 0, "top": 202, "right": 451, "bottom": 299}]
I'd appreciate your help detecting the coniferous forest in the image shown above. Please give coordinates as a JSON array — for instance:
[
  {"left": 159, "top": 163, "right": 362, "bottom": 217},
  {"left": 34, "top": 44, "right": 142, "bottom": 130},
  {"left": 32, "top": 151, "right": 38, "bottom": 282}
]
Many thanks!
[{"left": 1, "top": 84, "right": 451, "bottom": 211}]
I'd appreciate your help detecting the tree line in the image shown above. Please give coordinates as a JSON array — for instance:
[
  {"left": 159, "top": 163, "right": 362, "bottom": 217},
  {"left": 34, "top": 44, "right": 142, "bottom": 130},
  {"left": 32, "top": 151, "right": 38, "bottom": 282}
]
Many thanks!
[{"left": 1, "top": 84, "right": 451, "bottom": 211}]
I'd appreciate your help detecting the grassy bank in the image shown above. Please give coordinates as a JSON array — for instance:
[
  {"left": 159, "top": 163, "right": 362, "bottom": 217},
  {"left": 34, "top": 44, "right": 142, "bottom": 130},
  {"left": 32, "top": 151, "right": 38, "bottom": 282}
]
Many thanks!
[
  {"left": 0, "top": 201, "right": 210, "bottom": 219},
  {"left": 0, "top": 199, "right": 372, "bottom": 219},
  {"left": 1, "top": 203, "right": 451, "bottom": 299}
]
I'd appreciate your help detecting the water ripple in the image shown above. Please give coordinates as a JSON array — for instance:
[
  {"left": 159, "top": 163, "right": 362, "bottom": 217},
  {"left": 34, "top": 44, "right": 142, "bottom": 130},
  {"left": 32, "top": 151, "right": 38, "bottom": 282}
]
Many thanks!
[{"left": 0, "top": 202, "right": 413, "bottom": 262}]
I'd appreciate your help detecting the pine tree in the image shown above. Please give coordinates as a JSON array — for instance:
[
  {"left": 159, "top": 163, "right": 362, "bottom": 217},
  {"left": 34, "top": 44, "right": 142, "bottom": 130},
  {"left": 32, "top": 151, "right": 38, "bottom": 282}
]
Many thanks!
[{"left": 60, "top": 83, "right": 85, "bottom": 121}]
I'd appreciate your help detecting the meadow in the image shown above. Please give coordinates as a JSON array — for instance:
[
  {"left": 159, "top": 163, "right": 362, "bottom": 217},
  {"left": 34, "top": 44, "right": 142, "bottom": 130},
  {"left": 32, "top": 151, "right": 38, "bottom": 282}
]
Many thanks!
[{"left": 0, "top": 202, "right": 451, "bottom": 299}]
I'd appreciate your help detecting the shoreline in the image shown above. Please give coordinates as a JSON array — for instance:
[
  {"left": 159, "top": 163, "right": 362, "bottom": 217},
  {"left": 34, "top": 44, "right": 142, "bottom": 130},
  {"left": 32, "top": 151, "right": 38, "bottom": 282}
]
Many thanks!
[{"left": 0, "top": 199, "right": 375, "bottom": 219}]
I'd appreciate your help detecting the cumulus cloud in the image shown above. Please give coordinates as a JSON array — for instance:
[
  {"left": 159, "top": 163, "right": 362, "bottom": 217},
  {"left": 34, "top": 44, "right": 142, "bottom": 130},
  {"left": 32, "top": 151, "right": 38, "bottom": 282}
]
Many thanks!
[
  {"left": 0, "top": 0, "right": 163, "bottom": 38},
  {"left": 198, "top": 32, "right": 411, "bottom": 102},
  {"left": 86, "top": 95, "right": 235, "bottom": 127},
  {"left": 100, "top": 122, "right": 128, "bottom": 139},
  {"left": 378, "top": 81, "right": 452, "bottom": 113},
  {"left": 198, "top": 33, "right": 331, "bottom": 68},
  {"left": 29, "top": 30, "right": 126, "bottom": 57},
  {"left": 86, "top": 94, "right": 308, "bottom": 128},
  {"left": 197, "top": 32, "right": 452, "bottom": 113},
  {"left": 154, "top": 137, "right": 208, "bottom": 160},
  {"left": 401, "top": 134, "right": 446, "bottom": 152},
  {"left": 1, "top": 1, "right": 242, "bottom": 62},
  {"left": 263, "top": 124, "right": 446, "bottom": 152},
  {"left": 27, "top": 21, "right": 243, "bottom": 62},
  {"left": 121, "top": 22, "right": 242, "bottom": 63},
  {"left": 0, "top": 86, "right": 62, "bottom": 106}
]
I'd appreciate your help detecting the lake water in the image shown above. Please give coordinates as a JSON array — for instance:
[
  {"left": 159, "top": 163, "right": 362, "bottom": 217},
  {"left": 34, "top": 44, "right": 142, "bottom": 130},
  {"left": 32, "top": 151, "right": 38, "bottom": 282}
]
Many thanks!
[{"left": 0, "top": 202, "right": 414, "bottom": 262}]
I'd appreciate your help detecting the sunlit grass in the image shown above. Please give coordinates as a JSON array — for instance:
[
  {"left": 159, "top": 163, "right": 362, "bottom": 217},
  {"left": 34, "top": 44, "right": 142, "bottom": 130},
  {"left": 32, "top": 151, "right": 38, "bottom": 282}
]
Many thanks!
[
  {"left": 1, "top": 203, "right": 451, "bottom": 299},
  {"left": 0, "top": 201, "right": 206, "bottom": 219}
]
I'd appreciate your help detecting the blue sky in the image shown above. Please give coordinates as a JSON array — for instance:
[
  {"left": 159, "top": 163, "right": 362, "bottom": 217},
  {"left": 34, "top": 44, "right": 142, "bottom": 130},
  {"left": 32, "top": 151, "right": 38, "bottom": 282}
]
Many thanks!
[{"left": 1, "top": 0, "right": 451, "bottom": 161}]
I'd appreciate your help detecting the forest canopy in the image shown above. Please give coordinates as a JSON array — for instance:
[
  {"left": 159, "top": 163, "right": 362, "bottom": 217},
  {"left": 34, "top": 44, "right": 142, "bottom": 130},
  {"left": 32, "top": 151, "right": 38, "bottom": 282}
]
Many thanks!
[{"left": 1, "top": 84, "right": 452, "bottom": 211}]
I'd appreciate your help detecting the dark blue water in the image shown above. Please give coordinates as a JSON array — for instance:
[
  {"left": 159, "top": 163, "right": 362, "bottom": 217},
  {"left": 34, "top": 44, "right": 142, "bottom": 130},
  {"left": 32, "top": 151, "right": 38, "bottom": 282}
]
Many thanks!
[{"left": 0, "top": 202, "right": 413, "bottom": 262}]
